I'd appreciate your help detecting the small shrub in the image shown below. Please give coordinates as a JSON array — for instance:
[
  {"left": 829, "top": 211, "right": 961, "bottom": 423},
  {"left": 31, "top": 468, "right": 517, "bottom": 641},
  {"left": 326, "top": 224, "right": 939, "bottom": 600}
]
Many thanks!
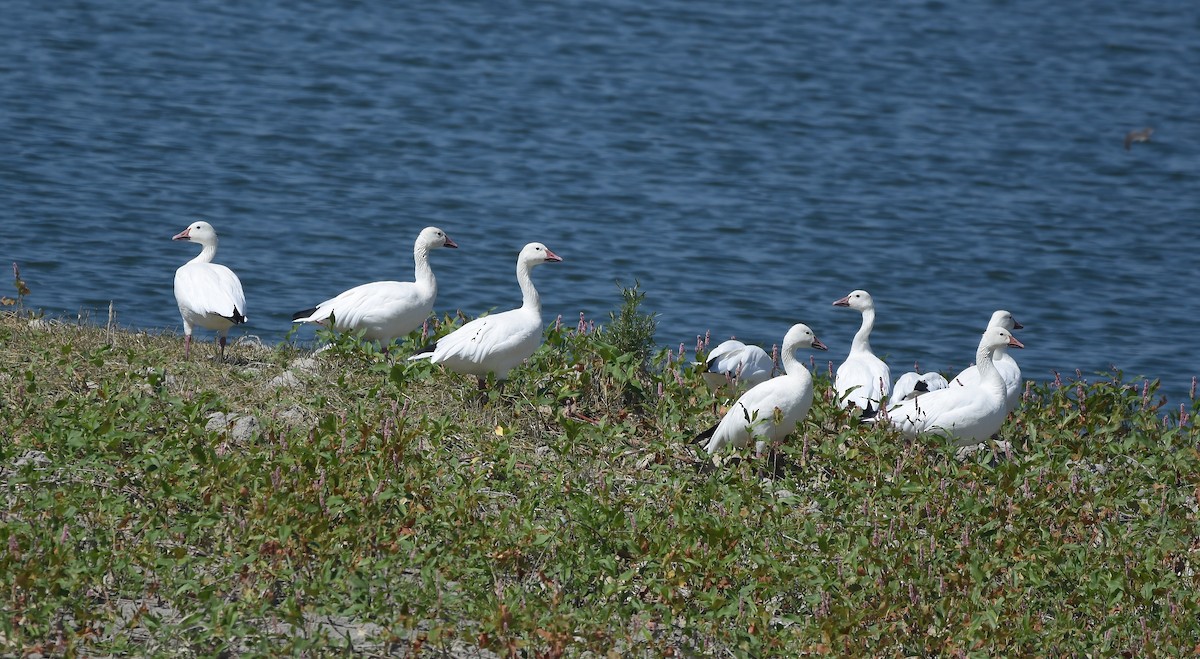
[{"left": 600, "top": 281, "right": 657, "bottom": 367}]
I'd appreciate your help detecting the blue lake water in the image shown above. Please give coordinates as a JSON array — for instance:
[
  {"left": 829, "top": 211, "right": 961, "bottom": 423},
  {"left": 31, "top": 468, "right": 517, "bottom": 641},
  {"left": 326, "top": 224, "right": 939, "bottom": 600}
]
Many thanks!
[{"left": 2, "top": 0, "right": 1198, "bottom": 403}]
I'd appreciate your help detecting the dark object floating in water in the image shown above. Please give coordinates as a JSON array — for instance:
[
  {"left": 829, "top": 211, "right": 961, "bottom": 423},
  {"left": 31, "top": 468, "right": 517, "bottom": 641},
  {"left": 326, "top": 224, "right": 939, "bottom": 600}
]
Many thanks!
[{"left": 1124, "top": 127, "right": 1154, "bottom": 151}]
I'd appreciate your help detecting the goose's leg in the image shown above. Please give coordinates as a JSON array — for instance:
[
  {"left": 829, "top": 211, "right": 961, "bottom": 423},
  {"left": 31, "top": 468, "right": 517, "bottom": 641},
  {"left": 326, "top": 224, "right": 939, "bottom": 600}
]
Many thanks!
[{"left": 475, "top": 377, "right": 489, "bottom": 405}]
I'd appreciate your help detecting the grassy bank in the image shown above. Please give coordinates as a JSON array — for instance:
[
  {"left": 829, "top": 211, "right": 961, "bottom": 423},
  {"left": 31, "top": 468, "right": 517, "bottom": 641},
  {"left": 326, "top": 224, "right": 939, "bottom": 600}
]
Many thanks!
[{"left": 2, "top": 304, "right": 1198, "bottom": 656}]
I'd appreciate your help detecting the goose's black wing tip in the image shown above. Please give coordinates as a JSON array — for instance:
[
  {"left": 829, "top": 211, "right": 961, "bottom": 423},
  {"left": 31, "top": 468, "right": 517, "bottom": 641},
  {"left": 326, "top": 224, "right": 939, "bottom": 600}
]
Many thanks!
[
  {"left": 411, "top": 342, "right": 437, "bottom": 357},
  {"left": 292, "top": 307, "right": 319, "bottom": 322},
  {"left": 693, "top": 422, "right": 719, "bottom": 444}
]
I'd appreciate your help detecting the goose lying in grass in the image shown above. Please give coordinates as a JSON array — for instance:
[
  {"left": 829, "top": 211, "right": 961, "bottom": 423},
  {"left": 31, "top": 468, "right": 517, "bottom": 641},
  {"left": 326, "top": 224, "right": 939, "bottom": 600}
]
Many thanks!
[
  {"left": 697, "top": 323, "right": 827, "bottom": 455},
  {"left": 172, "top": 220, "right": 247, "bottom": 360},
  {"left": 292, "top": 226, "right": 457, "bottom": 344},
  {"left": 410, "top": 242, "right": 562, "bottom": 390},
  {"left": 701, "top": 339, "right": 774, "bottom": 391},
  {"left": 891, "top": 370, "right": 950, "bottom": 402}
]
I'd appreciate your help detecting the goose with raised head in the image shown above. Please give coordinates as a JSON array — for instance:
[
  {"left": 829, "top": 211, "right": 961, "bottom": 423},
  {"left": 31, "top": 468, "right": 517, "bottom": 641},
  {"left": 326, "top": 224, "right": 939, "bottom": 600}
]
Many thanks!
[
  {"left": 701, "top": 339, "right": 774, "bottom": 392},
  {"left": 883, "top": 326, "right": 1025, "bottom": 445},
  {"left": 891, "top": 370, "right": 950, "bottom": 402},
  {"left": 172, "top": 220, "right": 247, "bottom": 360},
  {"left": 410, "top": 242, "right": 562, "bottom": 388},
  {"left": 951, "top": 310, "right": 1024, "bottom": 411},
  {"left": 832, "top": 289, "right": 890, "bottom": 413},
  {"left": 697, "top": 323, "right": 828, "bottom": 455},
  {"left": 292, "top": 227, "right": 457, "bottom": 344}
]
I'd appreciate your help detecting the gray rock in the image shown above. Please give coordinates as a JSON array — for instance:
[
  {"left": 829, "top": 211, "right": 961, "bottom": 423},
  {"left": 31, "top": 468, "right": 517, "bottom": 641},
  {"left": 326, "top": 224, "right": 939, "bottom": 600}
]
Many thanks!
[
  {"left": 268, "top": 371, "right": 302, "bottom": 388},
  {"left": 276, "top": 406, "right": 311, "bottom": 428},
  {"left": 14, "top": 450, "right": 50, "bottom": 468},
  {"left": 205, "top": 413, "right": 260, "bottom": 443},
  {"left": 291, "top": 357, "right": 320, "bottom": 373},
  {"left": 955, "top": 441, "right": 1014, "bottom": 464}
]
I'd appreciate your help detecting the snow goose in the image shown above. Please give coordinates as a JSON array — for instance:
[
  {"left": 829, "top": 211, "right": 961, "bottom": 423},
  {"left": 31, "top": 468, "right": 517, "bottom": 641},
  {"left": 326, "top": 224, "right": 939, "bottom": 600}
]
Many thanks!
[
  {"left": 950, "top": 310, "right": 1024, "bottom": 411},
  {"left": 410, "top": 242, "right": 562, "bottom": 388},
  {"left": 701, "top": 339, "right": 774, "bottom": 392},
  {"left": 292, "top": 227, "right": 457, "bottom": 344},
  {"left": 697, "top": 323, "right": 828, "bottom": 455},
  {"left": 883, "top": 326, "right": 1024, "bottom": 445},
  {"left": 832, "top": 290, "right": 891, "bottom": 413},
  {"left": 891, "top": 370, "right": 950, "bottom": 402},
  {"left": 172, "top": 220, "right": 247, "bottom": 360}
]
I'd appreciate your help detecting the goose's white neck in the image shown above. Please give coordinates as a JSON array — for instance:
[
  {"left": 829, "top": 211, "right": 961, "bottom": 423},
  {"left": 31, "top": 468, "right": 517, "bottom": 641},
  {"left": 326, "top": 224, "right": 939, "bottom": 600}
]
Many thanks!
[
  {"left": 413, "top": 242, "right": 436, "bottom": 293},
  {"left": 780, "top": 341, "right": 806, "bottom": 377},
  {"left": 188, "top": 241, "right": 218, "bottom": 265},
  {"left": 975, "top": 341, "right": 1006, "bottom": 394},
  {"left": 850, "top": 308, "right": 875, "bottom": 355},
  {"left": 517, "top": 260, "right": 540, "bottom": 312}
]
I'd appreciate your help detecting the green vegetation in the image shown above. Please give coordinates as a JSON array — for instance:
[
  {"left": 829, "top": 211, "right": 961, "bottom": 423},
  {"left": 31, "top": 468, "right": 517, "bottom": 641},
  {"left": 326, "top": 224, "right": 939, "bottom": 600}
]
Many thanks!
[
  {"left": 2, "top": 298, "right": 1198, "bottom": 656},
  {"left": 599, "top": 281, "right": 658, "bottom": 370}
]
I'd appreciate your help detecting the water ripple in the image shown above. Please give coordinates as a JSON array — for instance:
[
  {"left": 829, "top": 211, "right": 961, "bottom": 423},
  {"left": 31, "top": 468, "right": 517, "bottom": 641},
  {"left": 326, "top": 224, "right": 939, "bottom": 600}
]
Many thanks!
[{"left": 1, "top": 0, "right": 1198, "bottom": 401}]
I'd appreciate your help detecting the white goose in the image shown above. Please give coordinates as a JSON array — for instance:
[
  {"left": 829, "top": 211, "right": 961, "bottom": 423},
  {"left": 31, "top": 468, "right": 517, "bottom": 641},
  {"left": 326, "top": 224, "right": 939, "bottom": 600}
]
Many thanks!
[
  {"left": 410, "top": 242, "right": 562, "bottom": 388},
  {"left": 701, "top": 339, "right": 774, "bottom": 391},
  {"left": 891, "top": 370, "right": 950, "bottom": 402},
  {"left": 832, "top": 290, "right": 891, "bottom": 413},
  {"left": 883, "top": 326, "right": 1025, "bottom": 445},
  {"left": 950, "top": 310, "right": 1024, "bottom": 411},
  {"left": 292, "top": 227, "right": 457, "bottom": 344},
  {"left": 697, "top": 323, "right": 828, "bottom": 455},
  {"left": 172, "top": 220, "right": 247, "bottom": 360}
]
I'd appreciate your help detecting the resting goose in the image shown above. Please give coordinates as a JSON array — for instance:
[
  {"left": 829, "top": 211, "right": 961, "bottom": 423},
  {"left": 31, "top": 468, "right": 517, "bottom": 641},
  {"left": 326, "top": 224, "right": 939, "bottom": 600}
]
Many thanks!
[
  {"left": 292, "top": 226, "right": 457, "bottom": 344},
  {"left": 891, "top": 370, "right": 950, "bottom": 402},
  {"left": 410, "top": 242, "right": 562, "bottom": 388},
  {"left": 701, "top": 339, "right": 774, "bottom": 391},
  {"left": 172, "top": 221, "right": 247, "bottom": 360},
  {"left": 832, "top": 290, "right": 891, "bottom": 413},
  {"left": 950, "top": 310, "right": 1023, "bottom": 411},
  {"left": 697, "top": 323, "right": 828, "bottom": 455},
  {"left": 883, "top": 326, "right": 1025, "bottom": 445}
]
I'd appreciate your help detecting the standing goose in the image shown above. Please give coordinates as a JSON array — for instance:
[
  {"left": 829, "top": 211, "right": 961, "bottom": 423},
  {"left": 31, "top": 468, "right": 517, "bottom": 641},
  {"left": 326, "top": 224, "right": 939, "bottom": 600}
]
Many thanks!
[
  {"left": 950, "top": 310, "right": 1024, "bottom": 411},
  {"left": 832, "top": 290, "right": 891, "bottom": 413},
  {"left": 883, "top": 326, "right": 1025, "bottom": 445},
  {"left": 410, "top": 242, "right": 562, "bottom": 389},
  {"left": 697, "top": 323, "right": 828, "bottom": 455},
  {"left": 292, "top": 226, "right": 457, "bottom": 344},
  {"left": 172, "top": 220, "right": 247, "bottom": 360},
  {"left": 701, "top": 339, "right": 774, "bottom": 392}
]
